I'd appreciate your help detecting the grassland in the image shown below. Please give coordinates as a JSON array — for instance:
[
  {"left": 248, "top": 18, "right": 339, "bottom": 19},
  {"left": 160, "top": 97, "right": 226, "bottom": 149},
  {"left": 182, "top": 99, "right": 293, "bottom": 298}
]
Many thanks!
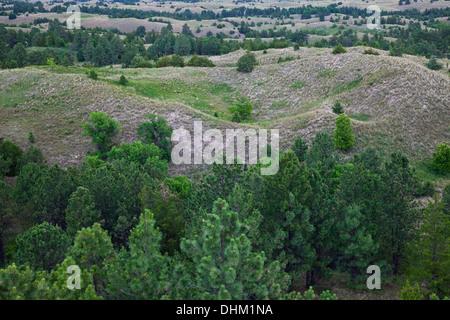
[{"left": 1, "top": 45, "right": 449, "bottom": 186}]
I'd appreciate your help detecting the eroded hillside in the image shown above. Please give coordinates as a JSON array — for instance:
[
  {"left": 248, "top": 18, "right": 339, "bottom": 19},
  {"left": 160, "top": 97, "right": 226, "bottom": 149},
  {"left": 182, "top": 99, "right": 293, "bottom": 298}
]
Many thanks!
[{"left": 1, "top": 46, "right": 449, "bottom": 179}]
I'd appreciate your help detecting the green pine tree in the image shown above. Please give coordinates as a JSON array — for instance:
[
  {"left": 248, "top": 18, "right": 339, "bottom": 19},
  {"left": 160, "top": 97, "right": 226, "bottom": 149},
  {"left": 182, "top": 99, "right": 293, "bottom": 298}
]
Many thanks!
[{"left": 334, "top": 114, "right": 355, "bottom": 151}]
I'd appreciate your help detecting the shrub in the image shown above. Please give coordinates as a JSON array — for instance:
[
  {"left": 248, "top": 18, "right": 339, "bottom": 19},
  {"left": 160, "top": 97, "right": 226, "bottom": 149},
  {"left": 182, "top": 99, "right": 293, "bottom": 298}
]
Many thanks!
[
  {"left": 82, "top": 111, "right": 121, "bottom": 156},
  {"left": 431, "top": 142, "right": 450, "bottom": 172},
  {"left": 46, "top": 58, "right": 57, "bottom": 68},
  {"left": 14, "top": 222, "right": 71, "bottom": 271},
  {"left": 28, "top": 132, "right": 36, "bottom": 144},
  {"left": 130, "top": 54, "right": 153, "bottom": 68},
  {"left": 237, "top": 51, "right": 257, "bottom": 72},
  {"left": 137, "top": 114, "right": 173, "bottom": 160},
  {"left": 186, "top": 54, "right": 215, "bottom": 67},
  {"left": 231, "top": 112, "right": 241, "bottom": 123},
  {"left": 230, "top": 96, "right": 253, "bottom": 122},
  {"left": 398, "top": 280, "right": 424, "bottom": 300},
  {"left": 363, "top": 48, "right": 380, "bottom": 55},
  {"left": 389, "top": 46, "right": 403, "bottom": 57},
  {"left": 277, "top": 56, "right": 295, "bottom": 63},
  {"left": 88, "top": 70, "right": 98, "bottom": 80},
  {"left": 332, "top": 43, "right": 346, "bottom": 54},
  {"left": 0, "top": 140, "right": 24, "bottom": 176},
  {"left": 170, "top": 54, "right": 185, "bottom": 67},
  {"left": 334, "top": 114, "right": 355, "bottom": 151},
  {"left": 426, "top": 56, "right": 443, "bottom": 70},
  {"left": 119, "top": 75, "right": 128, "bottom": 85},
  {"left": 156, "top": 55, "right": 171, "bottom": 68},
  {"left": 332, "top": 101, "right": 344, "bottom": 114}
]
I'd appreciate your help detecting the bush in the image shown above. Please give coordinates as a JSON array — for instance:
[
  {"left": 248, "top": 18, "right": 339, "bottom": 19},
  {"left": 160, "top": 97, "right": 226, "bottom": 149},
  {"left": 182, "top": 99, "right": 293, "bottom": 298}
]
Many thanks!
[
  {"left": 389, "top": 46, "right": 403, "bottom": 57},
  {"left": 230, "top": 96, "right": 253, "bottom": 122},
  {"left": 119, "top": 75, "right": 128, "bottom": 85},
  {"left": 14, "top": 222, "right": 71, "bottom": 271},
  {"left": 82, "top": 111, "right": 121, "bottom": 156},
  {"left": 231, "top": 112, "right": 241, "bottom": 123},
  {"left": 398, "top": 280, "right": 424, "bottom": 300},
  {"left": 334, "top": 114, "right": 355, "bottom": 151},
  {"left": 332, "top": 44, "right": 346, "bottom": 54},
  {"left": 137, "top": 114, "right": 173, "bottom": 160},
  {"left": 170, "top": 54, "right": 185, "bottom": 67},
  {"left": 0, "top": 140, "right": 24, "bottom": 176},
  {"left": 155, "top": 55, "right": 171, "bottom": 68},
  {"left": 186, "top": 54, "right": 215, "bottom": 67},
  {"left": 46, "top": 58, "right": 57, "bottom": 68},
  {"left": 130, "top": 54, "right": 153, "bottom": 68},
  {"left": 237, "top": 51, "right": 257, "bottom": 73},
  {"left": 363, "top": 48, "right": 380, "bottom": 55},
  {"left": 426, "top": 56, "right": 443, "bottom": 71},
  {"left": 332, "top": 101, "right": 344, "bottom": 114},
  {"left": 431, "top": 142, "right": 450, "bottom": 172},
  {"left": 277, "top": 56, "right": 295, "bottom": 63},
  {"left": 88, "top": 70, "right": 98, "bottom": 80},
  {"left": 28, "top": 132, "right": 35, "bottom": 144},
  {"left": 19, "top": 145, "right": 46, "bottom": 168}
]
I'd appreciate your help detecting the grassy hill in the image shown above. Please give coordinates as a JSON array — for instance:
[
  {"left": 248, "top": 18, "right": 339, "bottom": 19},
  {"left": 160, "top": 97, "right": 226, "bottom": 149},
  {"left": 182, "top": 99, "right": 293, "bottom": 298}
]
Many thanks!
[{"left": 1, "top": 46, "right": 449, "bottom": 185}]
